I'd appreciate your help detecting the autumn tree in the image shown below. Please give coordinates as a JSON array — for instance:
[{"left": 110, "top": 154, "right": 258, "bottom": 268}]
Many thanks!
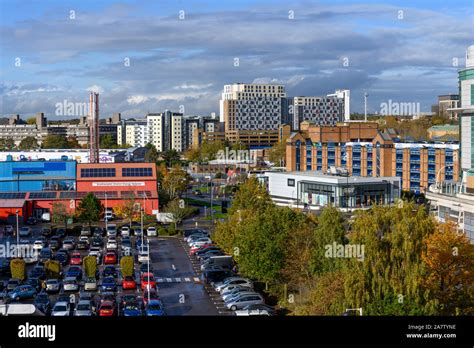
[
  {"left": 421, "top": 223, "right": 474, "bottom": 315},
  {"left": 19, "top": 136, "right": 39, "bottom": 150},
  {"left": 162, "top": 165, "right": 190, "bottom": 200},
  {"left": 52, "top": 201, "right": 72, "bottom": 231},
  {"left": 268, "top": 139, "right": 287, "bottom": 166},
  {"left": 43, "top": 135, "right": 68, "bottom": 148}
]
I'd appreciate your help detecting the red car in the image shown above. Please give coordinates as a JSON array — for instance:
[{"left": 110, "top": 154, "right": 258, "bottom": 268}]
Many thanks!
[
  {"left": 189, "top": 243, "right": 213, "bottom": 255},
  {"left": 140, "top": 272, "right": 156, "bottom": 290},
  {"left": 122, "top": 276, "right": 137, "bottom": 290},
  {"left": 98, "top": 300, "right": 115, "bottom": 316},
  {"left": 104, "top": 251, "right": 117, "bottom": 264},
  {"left": 70, "top": 252, "right": 82, "bottom": 265}
]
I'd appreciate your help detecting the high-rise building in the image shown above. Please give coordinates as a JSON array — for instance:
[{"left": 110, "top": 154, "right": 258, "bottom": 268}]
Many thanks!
[
  {"left": 433, "top": 94, "right": 460, "bottom": 120},
  {"left": 220, "top": 83, "right": 286, "bottom": 131},
  {"left": 147, "top": 111, "right": 183, "bottom": 152},
  {"left": 458, "top": 45, "right": 474, "bottom": 178},
  {"left": 117, "top": 119, "right": 148, "bottom": 147}
]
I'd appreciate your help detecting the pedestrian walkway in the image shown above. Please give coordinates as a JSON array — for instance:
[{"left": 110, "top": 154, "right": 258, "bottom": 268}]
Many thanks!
[{"left": 155, "top": 277, "right": 201, "bottom": 283}]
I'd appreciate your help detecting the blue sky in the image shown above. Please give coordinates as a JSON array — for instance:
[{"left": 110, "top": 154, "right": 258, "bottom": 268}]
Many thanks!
[{"left": 1, "top": 0, "right": 473, "bottom": 119}]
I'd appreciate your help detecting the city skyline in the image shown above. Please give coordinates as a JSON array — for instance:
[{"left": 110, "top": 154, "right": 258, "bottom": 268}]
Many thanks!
[{"left": 1, "top": 0, "right": 473, "bottom": 119}]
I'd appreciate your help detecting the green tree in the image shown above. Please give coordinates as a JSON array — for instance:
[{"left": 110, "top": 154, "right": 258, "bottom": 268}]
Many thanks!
[
  {"left": 100, "top": 134, "right": 116, "bottom": 148},
  {"left": 162, "top": 165, "right": 190, "bottom": 200},
  {"left": 161, "top": 149, "right": 181, "bottom": 166},
  {"left": 120, "top": 256, "right": 135, "bottom": 277},
  {"left": 164, "top": 198, "right": 187, "bottom": 225},
  {"left": 114, "top": 198, "right": 138, "bottom": 228},
  {"left": 229, "top": 176, "right": 271, "bottom": 215},
  {"left": 67, "top": 136, "right": 81, "bottom": 149},
  {"left": 76, "top": 193, "right": 103, "bottom": 227},
  {"left": 310, "top": 206, "right": 346, "bottom": 276},
  {"left": 18, "top": 136, "right": 39, "bottom": 150},
  {"left": 0, "top": 138, "right": 15, "bottom": 150},
  {"left": 42, "top": 135, "right": 68, "bottom": 149},
  {"left": 144, "top": 143, "right": 159, "bottom": 162},
  {"left": 268, "top": 139, "right": 287, "bottom": 166},
  {"left": 26, "top": 117, "right": 36, "bottom": 125},
  {"left": 83, "top": 256, "right": 97, "bottom": 278}
]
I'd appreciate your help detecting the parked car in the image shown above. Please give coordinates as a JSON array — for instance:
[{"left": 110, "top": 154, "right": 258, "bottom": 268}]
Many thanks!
[
  {"left": 104, "top": 251, "right": 117, "bottom": 264},
  {"left": 55, "top": 228, "right": 66, "bottom": 238},
  {"left": 215, "top": 277, "right": 252, "bottom": 292},
  {"left": 88, "top": 249, "right": 102, "bottom": 265},
  {"left": 189, "top": 238, "right": 213, "bottom": 248},
  {"left": 0, "top": 258, "right": 11, "bottom": 275},
  {"left": 74, "top": 300, "right": 94, "bottom": 316},
  {"left": 222, "top": 288, "right": 258, "bottom": 302},
  {"left": 202, "top": 270, "right": 234, "bottom": 284},
  {"left": 106, "top": 239, "right": 118, "bottom": 250},
  {"left": 100, "top": 277, "right": 117, "bottom": 293},
  {"left": 138, "top": 250, "right": 150, "bottom": 264},
  {"left": 142, "top": 289, "right": 159, "bottom": 306},
  {"left": 104, "top": 211, "right": 115, "bottom": 222},
  {"left": 145, "top": 299, "right": 165, "bottom": 316},
  {"left": 84, "top": 278, "right": 98, "bottom": 291},
  {"left": 66, "top": 266, "right": 82, "bottom": 280},
  {"left": 39, "top": 247, "right": 52, "bottom": 263},
  {"left": 54, "top": 250, "right": 69, "bottom": 265},
  {"left": 234, "top": 304, "right": 276, "bottom": 316},
  {"left": 25, "top": 278, "right": 42, "bottom": 292},
  {"left": 99, "top": 300, "right": 116, "bottom": 316},
  {"left": 6, "top": 278, "right": 21, "bottom": 292},
  {"left": 106, "top": 224, "right": 117, "bottom": 237},
  {"left": 26, "top": 216, "right": 37, "bottom": 225},
  {"left": 139, "top": 263, "right": 154, "bottom": 275},
  {"left": 102, "top": 265, "right": 118, "bottom": 278},
  {"left": 122, "top": 303, "right": 142, "bottom": 316},
  {"left": 63, "top": 277, "right": 79, "bottom": 292},
  {"left": 77, "top": 240, "right": 89, "bottom": 250},
  {"left": 146, "top": 226, "right": 157, "bottom": 237},
  {"left": 51, "top": 301, "right": 70, "bottom": 316},
  {"left": 62, "top": 239, "right": 75, "bottom": 250},
  {"left": 19, "top": 227, "right": 31, "bottom": 237},
  {"left": 29, "top": 265, "right": 46, "bottom": 280},
  {"left": 120, "top": 294, "right": 137, "bottom": 308},
  {"left": 225, "top": 293, "right": 265, "bottom": 311},
  {"left": 49, "top": 237, "right": 60, "bottom": 251},
  {"left": 34, "top": 292, "right": 51, "bottom": 315},
  {"left": 45, "top": 279, "right": 61, "bottom": 293},
  {"left": 93, "top": 227, "right": 105, "bottom": 237},
  {"left": 80, "top": 226, "right": 91, "bottom": 237},
  {"left": 122, "top": 276, "right": 137, "bottom": 290},
  {"left": 140, "top": 272, "right": 156, "bottom": 290},
  {"left": 9, "top": 285, "right": 37, "bottom": 301},
  {"left": 33, "top": 239, "right": 46, "bottom": 251},
  {"left": 120, "top": 226, "right": 130, "bottom": 237},
  {"left": 70, "top": 252, "right": 82, "bottom": 265},
  {"left": 41, "top": 227, "right": 53, "bottom": 237}
]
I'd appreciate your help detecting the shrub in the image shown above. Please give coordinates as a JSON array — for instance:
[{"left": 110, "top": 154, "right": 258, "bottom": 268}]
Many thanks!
[
  {"left": 120, "top": 256, "right": 134, "bottom": 277},
  {"left": 10, "top": 258, "right": 26, "bottom": 280},
  {"left": 158, "top": 226, "right": 168, "bottom": 236},
  {"left": 168, "top": 223, "right": 177, "bottom": 235},
  {"left": 44, "top": 260, "right": 61, "bottom": 279},
  {"left": 83, "top": 256, "right": 97, "bottom": 278}
]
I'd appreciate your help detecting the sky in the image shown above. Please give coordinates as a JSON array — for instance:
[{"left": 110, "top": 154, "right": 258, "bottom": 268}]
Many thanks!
[{"left": 0, "top": 0, "right": 473, "bottom": 119}]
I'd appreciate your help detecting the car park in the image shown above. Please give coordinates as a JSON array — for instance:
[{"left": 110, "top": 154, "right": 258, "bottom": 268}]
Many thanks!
[
  {"left": 66, "top": 266, "right": 82, "bottom": 280},
  {"left": 74, "top": 300, "right": 94, "bottom": 316},
  {"left": 102, "top": 265, "right": 118, "bottom": 278},
  {"left": 45, "top": 279, "right": 61, "bottom": 293},
  {"left": 52, "top": 301, "right": 71, "bottom": 316},
  {"left": 100, "top": 277, "right": 117, "bottom": 292}
]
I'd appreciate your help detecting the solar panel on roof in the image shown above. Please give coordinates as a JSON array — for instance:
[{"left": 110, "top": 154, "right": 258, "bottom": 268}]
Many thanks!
[
  {"left": 59, "top": 191, "right": 77, "bottom": 199},
  {"left": 0, "top": 192, "right": 26, "bottom": 199},
  {"left": 28, "top": 192, "right": 57, "bottom": 199}
]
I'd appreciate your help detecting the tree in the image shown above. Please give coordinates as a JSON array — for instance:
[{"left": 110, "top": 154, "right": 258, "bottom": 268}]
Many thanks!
[
  {"left": 310, "top": 206, "right": 346, "bottom": 276},
  {"left": 44, "top": 260, "right": 61, "bottom": 279},
  {"left": 268, "top": 139, "right": 287, "bottom": 166},
  {"left": 10, "top": 258, "right": 26, "bottom": 280},
  {"left": 67, "top": 136, "right": 81, "bottom": 149},
  {"left": 113, "top": 198, "right": 138, "bottom": 227},
  {"left": 144, "top": 143, "right": 159, "bottom": 163},
  {"left": 100, "top": 134, "right": 116, "bottom": 148},
  {"left": 83, "top": 256, "right": 97, "bottom": 278},
  {"left": 421, "top": 223, "right": 474, "bottom": 315},
  {"left": 52, "top": 201, "right": 72, "bottom": 231},
  {"left": 229, "top": 176, "right": 271, "bottom": 215},
  {"left": 184, "top": 147, "right": 201, "bottom": 162},
  {"left": 164, "top": 198, "right": 188, "bottom": 225},
  {"left": 26, "top": 117, "right": 36, "bottom": 125},
  {"left": 18, "top": 136, "right": 39, "bottom": 150},
  {"left": 76, "top": 193, "right": 103, "bottom": 227},
  {"left": 161, "top": 149, "right": 181, "bottom": 167},
  {"left": 162, "top": 165, "right": 190, "bottom": 200},
  {"left": 120, "top": 256, "right": 134, "bottom": 277},
  {"left": 42, "top": 135, "right": 68, "bottom": 149}
]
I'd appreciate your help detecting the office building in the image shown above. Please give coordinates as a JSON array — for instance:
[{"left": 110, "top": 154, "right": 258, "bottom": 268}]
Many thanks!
[
  {"left": 258, "top": 170, "right": 400, "bottom": 210},
  {"left": 432, "top": 94, "right": 459, "bottom": 120},
  {"left": 285, "top": 122, "right": 459, "bottom": 194},
  {"left": 147, "top": 111, "right": 184, "bottom": 152},
  {"left": 289, "top": 95, "right": 345, "bottom": 130},
  {"left": 117, "top": 119, "right": 148, "bottom": 147}
]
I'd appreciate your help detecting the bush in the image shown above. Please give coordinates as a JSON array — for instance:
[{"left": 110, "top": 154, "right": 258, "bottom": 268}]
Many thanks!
[
  {"left": 158, "top": 226, "right": 168, "bottom": 236},
  {"left": 120, "top": 256, "right": 134, "bottom": 277},
  {"left": 10, "top": 258, "right": 26, "bottom": 280},
  {"left": 44, "top": 260, "right": 61, "bottom": 279},
  {"left": 83, "top": 256, "right": 97, "bottom": 278}
]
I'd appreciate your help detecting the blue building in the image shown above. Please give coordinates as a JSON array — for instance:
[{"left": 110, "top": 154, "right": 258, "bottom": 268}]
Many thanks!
[{"left": 0, "top": 158, "right": 76, "bottom": 192}]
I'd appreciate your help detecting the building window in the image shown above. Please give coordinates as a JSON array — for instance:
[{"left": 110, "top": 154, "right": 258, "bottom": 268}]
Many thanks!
[
  {"left": 288, "top": 179, "right": 295, "bottom": 187},
  {"left": 80, "top": 168, "right": 116, "bottom": 177},
  {"left": 122, "top": 167, "right": 153, "bottom": 177}
]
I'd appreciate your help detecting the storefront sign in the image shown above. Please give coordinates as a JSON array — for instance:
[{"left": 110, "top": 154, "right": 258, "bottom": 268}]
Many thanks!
[{"left": 92, "top": 182, "right": 145, "bottom": 187}]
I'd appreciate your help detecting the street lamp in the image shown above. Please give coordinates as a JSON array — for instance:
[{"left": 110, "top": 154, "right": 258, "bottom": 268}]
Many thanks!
[
  {"left": 104, "top": 192, "right": 108, "bottom": 232},
  {"left": 435, "top": 165, "right": 453, "bottom": 190},
  {"left": 140, "top": 206, "right": 144, "bottom": 253},
  {"left": 147, "top": 238, "right": 150, "bottom": 303},
  {"left": 15, "top": 209, "right": 19, "bottom": 251}
]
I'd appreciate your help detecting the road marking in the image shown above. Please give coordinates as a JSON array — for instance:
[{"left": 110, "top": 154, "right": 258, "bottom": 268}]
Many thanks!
[
  {"left": 157, "top": 278, "right": 164, "bottom": 283},
  {"left": 184, "top": 277, "right": 191, "bottom": 282},
  {"left": 174, "top": 278, "right": 181, "bottom": 282},
  {"left": 166, "top": 278, "right": 172, "bottom": 282},
  {"left": 193, "top": 277, "right": 200, "bottom": 282}
]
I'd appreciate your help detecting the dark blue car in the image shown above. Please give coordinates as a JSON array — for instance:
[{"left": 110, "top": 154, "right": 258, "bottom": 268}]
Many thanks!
[
  {"left": 123, "top": 304, "right": 142, "bottom": 316},
  {"left": 100, "top": 277, "right": 117, "bottom": 292},
  {"left": 66, "top": 266, "right": 82, "bottom": 280},
  {"left": 145, "top": 300, "right": 165, "bottom": 316},
  {"left": 34, "top": 292, "right": 51, "bottom": 315}
]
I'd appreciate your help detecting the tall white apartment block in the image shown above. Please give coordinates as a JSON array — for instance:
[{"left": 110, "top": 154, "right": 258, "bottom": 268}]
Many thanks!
[
  {"left": 327, "top": 89, "right": 350, "bottom": 121},
  {"left": 219, "top": 83, "right": 286, "bottom": 131},
  {"left": 291, "top": 93, "right": 346, "bottom": 130},
  {"left": 117, "top": 119, "right": 148, "bottom": 147},
  {"left": 146, "top": 111, "right": 183, "bottom": 152}
]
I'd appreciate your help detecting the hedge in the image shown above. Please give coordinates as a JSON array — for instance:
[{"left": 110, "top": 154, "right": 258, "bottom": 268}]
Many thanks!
[
  {"left": 120, "top": 256, "right": 134, "bottom": 277},
  {"left": 83, "top": 255, "right": 97, "bottom": 278},
  {"left": 44, "top": 260, "right": 61, "bottom": 279},
  {"left": 10, "top": 258, "right": 26, "bottom": 280}
]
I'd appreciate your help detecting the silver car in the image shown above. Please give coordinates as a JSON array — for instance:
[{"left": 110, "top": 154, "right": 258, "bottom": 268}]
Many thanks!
[
  {"left": 45, "top": 279, "right": 61, "bottom": 293},
  {"left": 63, "top": 277, "right": 79, "bottom": 292},
  {"left": 51, "top": 301, "right": 71, "bottom": 316},
  {"left": 214, "top": 277, "right": 251, "bottom": 292},
  {"left": 74, "top": 300, "right": 93, "bottom": 316},
  {"left": 226, "top": 293, "right": 265, "bottom": 311},
  {"left": 223, "top": 290, "right": 259, "bottom": 303},
  {"left": 84, "top": 278, "right": 97, "bottom": 291}
]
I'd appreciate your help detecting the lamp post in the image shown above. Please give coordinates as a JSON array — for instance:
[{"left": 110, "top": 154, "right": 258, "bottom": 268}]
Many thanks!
[
  {"left": 147, "top": 238, "right": 151, "bottom": 303},
  {"left": 435, "top": 165, "right": 453, "bottom": 189},
  {"left": 140, "top": 206, "right": 144, "bottom": 253},
  {"left": 104, "top": 192, "right": 108, "bottom": 232},
  {"left": 15, "top": 209, "right": 19, "bottom": 250}
]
